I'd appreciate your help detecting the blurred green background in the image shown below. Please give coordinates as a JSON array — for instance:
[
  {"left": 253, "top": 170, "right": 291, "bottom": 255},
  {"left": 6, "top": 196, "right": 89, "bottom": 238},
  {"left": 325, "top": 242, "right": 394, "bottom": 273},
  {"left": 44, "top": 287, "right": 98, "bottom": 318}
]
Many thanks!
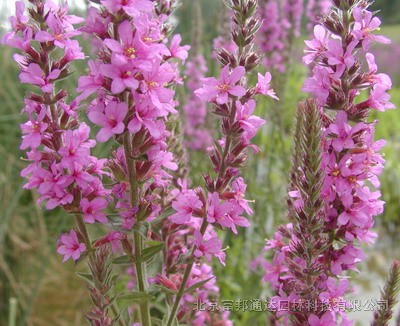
[{"left": 0, "top": 0, "right": 399, "bottom": 325}]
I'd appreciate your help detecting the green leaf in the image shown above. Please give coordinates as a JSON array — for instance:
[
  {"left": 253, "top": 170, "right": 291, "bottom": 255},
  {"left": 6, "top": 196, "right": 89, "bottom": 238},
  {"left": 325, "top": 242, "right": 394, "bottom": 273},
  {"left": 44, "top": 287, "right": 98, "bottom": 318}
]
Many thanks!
[
  {"left": 153, "top": 284, "right": 177, "bottom": 296},
  {"left": 141, "top": 241, "right": 164, "bottom": 262},
  {"left": 112, "top": 255, "right": 133, "bottom": 265},
  {"left": 184, "top": 276, "right": 215, "bottom": 294},
  {"left": 76, "top": 272, "right": 93, "bottom": 285},
  {"left": 151, "top": 317, "right": 163, "bottom": 326},
  {"left": 119, "top": 291, "right": 155, "bottom": 301}
]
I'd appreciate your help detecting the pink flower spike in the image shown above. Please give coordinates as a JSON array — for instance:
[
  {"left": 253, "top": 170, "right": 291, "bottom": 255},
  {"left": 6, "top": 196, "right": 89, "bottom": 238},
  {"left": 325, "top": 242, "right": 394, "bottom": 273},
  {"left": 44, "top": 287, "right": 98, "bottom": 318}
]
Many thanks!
[
  {"left": 57, "top": 229, "right": 86, "bottom": 262},
  {"left": 80, "top": 197, "right": 108, "bottom": 224},
  {"left": 88, "top": 101, "right": 128, "bottom": 142}
]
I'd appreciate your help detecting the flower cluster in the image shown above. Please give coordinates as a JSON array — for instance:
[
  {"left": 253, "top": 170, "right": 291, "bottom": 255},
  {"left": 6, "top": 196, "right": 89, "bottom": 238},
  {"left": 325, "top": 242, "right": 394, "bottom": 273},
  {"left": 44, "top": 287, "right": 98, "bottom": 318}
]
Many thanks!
[
  {"left": 183, "top": 55, "right": 213, "bottom": 151},
  {"left": 77, "top": 0, "right": 189, "bottom": 233},
  {"left": 306, "top": 0, "right": 333, "bottom": 32},
  {"left": 181, "top": 1, "right": 213, "bottom": 152},
  {"left": 163, "top": 0, "right": 277, "bottom": 324},
  {"left": 150, "top": 215, "right": 233, "bottom": 325},
  {"left": 2, "top": 1, "right": 110, "bottom": 263},
  {"left": 170, "top": 0, "right": 277, "bottom": 264},
  {"left": 261, "top": 0, "right": 394, "bottom": 324},
  {"left": 257, "top": 0, "right": 303, "bottom": 72}
]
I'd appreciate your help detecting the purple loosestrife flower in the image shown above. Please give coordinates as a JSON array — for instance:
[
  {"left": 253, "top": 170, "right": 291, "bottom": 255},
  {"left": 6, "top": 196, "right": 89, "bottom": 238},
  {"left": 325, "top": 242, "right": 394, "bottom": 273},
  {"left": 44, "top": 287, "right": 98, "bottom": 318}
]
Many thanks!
[
  {"left": 306, "top": 0, "right": 333, "bottom": 32},
  {"left": 4, "top": 0, "right": 110, "bottom": 219},
  {"left": 169, "top": 190, "right": 203, "bottom": 224},
  {"left": 183, "top": 55, "right": 213, "bottom": 151},
  {"left": 19, "top": 63, "right": 61, "bottom": 93},
  {"left": 101, "top": 0, "right": 154, "bottom": 17},
  {"left": 80, "top": 198, "right": 109, "bottom": 224},
  {"left": 77, "top": 2, "right": 190, "bottom": 324},
  {"left": 352, "top": 7, "right": 391, "bottom": 50},
  {"left": 166, "top": 1, "right": 278, "bottom": 324},
  {"left": 262, "top": 0, "right": 394, "bottom": 324},
  {"left": 193, "top": 230, "right": 226, "bottom": 266},
  {"left": 57, "top": 230, "right": 86, "bottom": 262},
  {"left": 88, "top": 101, "right": 128, "bottom": 142},
  {"left": 195, "top": 65, "right": 246, "bottom": 105}
]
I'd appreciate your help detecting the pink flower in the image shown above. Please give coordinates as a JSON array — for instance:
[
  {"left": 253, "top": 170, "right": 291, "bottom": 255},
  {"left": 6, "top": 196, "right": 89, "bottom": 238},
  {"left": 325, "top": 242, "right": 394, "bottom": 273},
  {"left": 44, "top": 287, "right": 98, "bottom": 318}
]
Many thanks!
[
  {"left": 326, "top": 111, "right": 364, "bottom": 152},
  {"left": 77, "top": 60, "right": 105, "bottom": 100},
  {"left": 9, "top": 1, "right": 28, "bottom": 32},
  {"left": 365, "top": 53, "right": 392, "bottom": 89},
  {"left": 206, "top": 192, "right": 234, "bottom": 224},
  {"left": 103, "top": 20, "right": 154, "bottom": 66},
  {"left": 231, "top": 177, "right": 253, "bottom": 215},
  {"left": 19, "top": 63, "right": 61, "bottom": 93},
  {"left": 193, "top": 230, "right": 226, "bottom": 266},
  {"left": 255, "top": 72, "right": 278, "bottom": 99},
  {"left": 100, "top": 56, "right": 139, "bottom": 94},
  {"left": 88, "top": 101, "right": 128, "bottom": 142},
  {"left": 368, "top": 84, "right": 395, "bottom": 111},
  {"left": 80, "top": 197, "right": 108, "bottom": 224},
  {"left": 57, "top": 230, "right": 86, "bottom": 262},
  {"left": 288, "top": 190, "right": 304, "bottom": 211},
  {"left": 195, "top": 66, "right": 246, "bottom": 104},
  {"left": 20, "top": 109, "right": 48, "bottom": 150},
  {"left": 319, "top": 278, "right": 349, "bottom": 312},
  {"left": 58, "top": 124, "right": 95, "bottom": 167},
  {"left": 303, "top": 25, "right": 329, "bottom": 64},
  {"left": 169, "top": 190, "right": 203, "bottom": 224},
  {"left": 140, "top": 62, "right": 177, "bottom": 112},
  {"left": 220, "top": 205, "right": 250, "bottom": 234},
  {"left": 35, "top": 13, "right": 80, "bottom": 49},
  {"left": 101, "top": 0, "right": 154, "bottom": 17},
  {"left": 308, "top": 312, "right": 337, "bottom": 326},
  {"left": 262, "top": 252, "right": 289, "bottom": 287},
  {"left": 94, "top": 231, "right": 125, "bottom": 253},
  {"left": 325, "top": 39, "right": 357, "bottom": 78},
  {"left": 353, "top": 7, "right": 391, "bottom": 50},
  {"left": 127, "top": 96, "right": 165, "bottom": 139},
  {"left": 303, "top": 66, "right": 331, "bottom": 105},
  {"left": 169, "top": 35, "right": 190, "bottom": 62},
  {"left": 236, "top": 99, "right": 266, "bottom": 142}
]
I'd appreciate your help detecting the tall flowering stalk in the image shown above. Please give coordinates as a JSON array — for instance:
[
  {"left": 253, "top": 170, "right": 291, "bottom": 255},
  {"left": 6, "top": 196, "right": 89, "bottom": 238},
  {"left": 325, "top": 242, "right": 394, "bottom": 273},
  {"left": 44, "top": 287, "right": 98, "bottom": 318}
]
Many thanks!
[
  {"left": 182, "top": 1, "right": 213, "bottom": 151},
  {"left": 76, "top": 0, "right": 190, "bottom": 324},
  {"left": 257, "top": 0, "right": 303, "bottom": 74},
  {"left": 262, "top": 0, "right": 394, "bottom": 324},
  {"left": 371, "top": 261, "right": 400, "bottom": 326},
  {"left": 306, "top": 0, "right": 333, "bottom": 32},
  {"left": 2, "top": 0, "right": 127, "bottom": 324},
  {"left": 165, "top": 0, "right": 277, "bottom": 324}
]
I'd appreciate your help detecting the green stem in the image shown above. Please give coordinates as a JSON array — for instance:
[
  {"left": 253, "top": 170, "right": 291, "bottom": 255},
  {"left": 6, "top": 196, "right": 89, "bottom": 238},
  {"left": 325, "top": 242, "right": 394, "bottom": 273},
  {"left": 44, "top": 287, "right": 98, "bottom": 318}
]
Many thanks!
[
  {"left": 8, "top": 298, "right": 17, "bottom": 326},
  {"left": 166, "top": 220, "right": 209, "bottom": 326},
  {"left": 74, "top": 214, "right": 126, "bottom": 326},
  {"left": 123, "top": 132, "right": 151, "bottom": 326}
]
